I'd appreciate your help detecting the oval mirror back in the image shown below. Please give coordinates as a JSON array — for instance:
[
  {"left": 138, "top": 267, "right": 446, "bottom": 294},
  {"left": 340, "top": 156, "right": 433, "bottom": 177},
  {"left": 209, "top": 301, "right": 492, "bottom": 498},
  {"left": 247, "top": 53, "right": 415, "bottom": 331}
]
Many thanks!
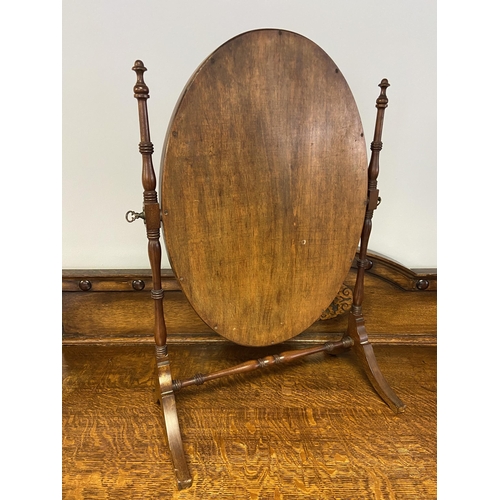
[{"left": 161, "top": 29, "right": 367, "bottom": 346}]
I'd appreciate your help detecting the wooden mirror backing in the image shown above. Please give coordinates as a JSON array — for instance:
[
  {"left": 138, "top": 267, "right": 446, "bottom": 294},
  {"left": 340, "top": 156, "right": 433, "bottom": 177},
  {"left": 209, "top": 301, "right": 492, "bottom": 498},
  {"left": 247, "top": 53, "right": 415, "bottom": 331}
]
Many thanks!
[{"left": 160, "top": 29, "right": 368, "bottom": 347}]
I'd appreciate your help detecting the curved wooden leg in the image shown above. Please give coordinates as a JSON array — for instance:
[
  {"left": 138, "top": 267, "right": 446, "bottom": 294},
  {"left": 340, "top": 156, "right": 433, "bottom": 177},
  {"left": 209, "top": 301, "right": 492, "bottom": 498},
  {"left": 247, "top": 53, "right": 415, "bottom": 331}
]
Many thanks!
[
  {"left": 345, "top": 312, "right": 406, "bottom": 414},
  {"left": 156, "top": 356, "right": 193, "bottom": 490}
]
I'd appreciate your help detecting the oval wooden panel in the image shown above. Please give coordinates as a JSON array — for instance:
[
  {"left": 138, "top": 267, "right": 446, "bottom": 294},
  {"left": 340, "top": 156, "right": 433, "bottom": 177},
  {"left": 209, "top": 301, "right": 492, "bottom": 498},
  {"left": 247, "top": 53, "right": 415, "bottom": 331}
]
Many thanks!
[{"left": 161, "top": 29, "right": 367, "bottom": 346}]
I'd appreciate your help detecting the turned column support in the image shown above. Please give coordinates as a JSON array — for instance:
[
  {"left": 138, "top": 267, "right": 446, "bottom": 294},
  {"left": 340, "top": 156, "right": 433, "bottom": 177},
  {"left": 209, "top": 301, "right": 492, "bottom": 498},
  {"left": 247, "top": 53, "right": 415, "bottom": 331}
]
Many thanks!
[
  {"left": 132, "top": 61, "right": 191, "bottom": 489},
  {"left": 132, "top": 60, "right": 167, "bottom": 351},
  {"left": 344, "top": 79, "right": 405, "bottom": 414},
  {"left": 352, "top": 78, "right": 389, "bottom": 314}
]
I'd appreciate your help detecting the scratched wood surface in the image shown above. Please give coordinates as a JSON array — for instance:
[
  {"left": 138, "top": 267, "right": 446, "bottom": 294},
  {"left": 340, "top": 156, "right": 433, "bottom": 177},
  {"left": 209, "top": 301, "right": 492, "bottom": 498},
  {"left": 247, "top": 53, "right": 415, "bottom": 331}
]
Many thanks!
[
  {"left": 62, "top": 344, "right": 436, "bottom": 499},
  {"left": 161, "top": 29, "right": 367, "bottom": 347}
]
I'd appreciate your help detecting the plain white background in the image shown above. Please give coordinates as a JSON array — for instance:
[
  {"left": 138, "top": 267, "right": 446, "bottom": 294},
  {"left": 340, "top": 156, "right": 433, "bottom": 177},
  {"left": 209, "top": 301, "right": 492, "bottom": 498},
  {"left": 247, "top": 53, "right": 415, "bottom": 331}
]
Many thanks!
[{"left": 62, "top": 0, "right": 437, "bottom": 270}]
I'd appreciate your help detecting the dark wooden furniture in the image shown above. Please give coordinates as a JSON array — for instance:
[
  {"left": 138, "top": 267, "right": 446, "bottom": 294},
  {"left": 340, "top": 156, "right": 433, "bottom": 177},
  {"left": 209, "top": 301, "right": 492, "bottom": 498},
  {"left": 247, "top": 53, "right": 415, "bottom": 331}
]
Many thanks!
[{"left": 127, "top": 29, "right": 405, "bottom": 489}]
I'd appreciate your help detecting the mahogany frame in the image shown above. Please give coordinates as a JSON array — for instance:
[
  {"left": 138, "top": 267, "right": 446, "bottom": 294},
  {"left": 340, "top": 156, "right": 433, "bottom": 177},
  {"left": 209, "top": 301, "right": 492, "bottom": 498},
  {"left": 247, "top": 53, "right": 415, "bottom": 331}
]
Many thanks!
[{"left": 130, "top": 60, "right": 405, "bottom": 490}]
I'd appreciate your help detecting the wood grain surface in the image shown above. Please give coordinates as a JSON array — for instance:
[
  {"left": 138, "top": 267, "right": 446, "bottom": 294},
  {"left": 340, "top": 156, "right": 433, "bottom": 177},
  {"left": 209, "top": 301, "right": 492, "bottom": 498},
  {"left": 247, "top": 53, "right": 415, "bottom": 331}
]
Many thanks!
[
  {"left": 63, "top": 343, "right": 436, "bottom": 499},
  {"left": 161, "top": 29, "right": 367, "bottom": 347},
  {"left": 62, "top": 254, "right": 437, "bottom": 346}
]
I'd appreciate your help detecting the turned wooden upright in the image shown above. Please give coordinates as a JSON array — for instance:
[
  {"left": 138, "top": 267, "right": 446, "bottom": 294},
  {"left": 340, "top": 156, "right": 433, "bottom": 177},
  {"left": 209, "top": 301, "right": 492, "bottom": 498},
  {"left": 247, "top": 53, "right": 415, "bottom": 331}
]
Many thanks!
[
  {"left": 344, "top": 79, "right": 406, "bottom": 414},
  {"left": 131, "top": 60, "right": 191, "bottom": 489},
  {"left": 131, "top": 61, "right": 166, "bottom": 356},
  {"left": 129, "top": 29, "right": 405, "bottom": 490}
]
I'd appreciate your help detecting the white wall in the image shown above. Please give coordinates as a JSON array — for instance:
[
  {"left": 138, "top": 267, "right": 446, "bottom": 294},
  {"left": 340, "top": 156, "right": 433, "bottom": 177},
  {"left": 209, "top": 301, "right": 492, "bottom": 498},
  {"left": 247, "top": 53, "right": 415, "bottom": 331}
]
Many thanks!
[{"left": 62, "top": 0, "right": 436, "bottom": 270}]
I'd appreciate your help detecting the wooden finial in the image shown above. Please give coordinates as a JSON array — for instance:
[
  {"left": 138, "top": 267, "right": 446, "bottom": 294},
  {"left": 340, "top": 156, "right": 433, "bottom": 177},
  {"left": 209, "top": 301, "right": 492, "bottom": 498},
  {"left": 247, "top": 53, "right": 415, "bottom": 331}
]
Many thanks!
[
  {"left": 379, "top": 78, "right": 390, "bottom": 88},
  {"left": 132, "top": 60, "right": 149, "bottom": 99},
  {"left": 376, "top": 79, "right": 390, "bottom": 109}
]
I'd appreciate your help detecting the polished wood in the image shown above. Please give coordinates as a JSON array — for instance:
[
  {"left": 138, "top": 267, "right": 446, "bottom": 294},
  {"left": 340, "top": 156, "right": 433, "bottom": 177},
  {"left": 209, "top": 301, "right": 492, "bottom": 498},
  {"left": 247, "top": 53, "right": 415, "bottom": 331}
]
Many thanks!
[
  {"left": 61, "top": 254, "right": 437, "bottom": 346},
  {"left": 122, "top": 29, "right": 412, "bottom": 488},
  {"left": 155, "top": 356, "right": 192, "bottom": 489},
  {"left": 61, "top": 254, "right": 437, "bottom": 293},
  {"left": 132, "top": 60, "right": 167, "bottom": 351},
  {"left": 347, "top": 313, "right": 406, "bottom": 413},
  {"left": 352, "top": 79, "right": 389, "bottom": 312},
  {"left": 343, "top": 79, "right": 406, "bottom": 414},
  {"left": 161, "top": 29, "right": 367, "bottom": 347},
  {"left": 63, "top": 343, "right": 437, "bottom": 499},
  {"left": 133, "top": 61, "right": 190, "bottom": 486},
  {"left": 171, "top": 338, "right": 353, "bottom": 392}
]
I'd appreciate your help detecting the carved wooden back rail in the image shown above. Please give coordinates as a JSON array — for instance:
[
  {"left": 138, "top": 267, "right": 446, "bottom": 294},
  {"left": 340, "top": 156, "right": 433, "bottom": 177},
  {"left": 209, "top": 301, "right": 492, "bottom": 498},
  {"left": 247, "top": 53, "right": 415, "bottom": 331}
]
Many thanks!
[{"left": 128, "top": 29, "right": 405, "bottom": 490}]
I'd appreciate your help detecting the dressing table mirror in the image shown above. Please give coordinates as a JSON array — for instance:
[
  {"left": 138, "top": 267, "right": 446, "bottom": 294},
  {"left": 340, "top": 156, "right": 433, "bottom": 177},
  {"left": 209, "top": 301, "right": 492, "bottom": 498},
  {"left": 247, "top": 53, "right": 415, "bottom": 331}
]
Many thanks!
[{"left": 127, "top": 29, "right": 405, "bottom": 489}]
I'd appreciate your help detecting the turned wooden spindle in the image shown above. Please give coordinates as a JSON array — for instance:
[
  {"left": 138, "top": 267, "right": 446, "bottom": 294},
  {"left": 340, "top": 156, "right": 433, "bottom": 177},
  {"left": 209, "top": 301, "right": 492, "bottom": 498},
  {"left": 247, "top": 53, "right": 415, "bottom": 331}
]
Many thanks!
[
  {"left": 133, "top": 61, "right": 192, "bottom": 489},
  {"left": 132, "top": 60, "right": 167, "bottom": 355},
  {"left": 352, "top": 79, "right": 390, "bottom": 314},
  {"left": 172, "top": 338, "right": 354, "bottom": 392},
  {"left": 345, "top": 79, "right": 405, "bottom": 414}
]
